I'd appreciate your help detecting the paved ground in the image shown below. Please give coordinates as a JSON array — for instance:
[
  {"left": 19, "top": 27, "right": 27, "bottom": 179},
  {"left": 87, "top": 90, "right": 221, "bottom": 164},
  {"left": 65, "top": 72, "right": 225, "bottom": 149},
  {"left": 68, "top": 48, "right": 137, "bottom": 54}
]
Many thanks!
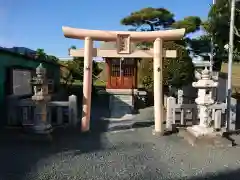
[
  {"left": 1, "top": 126, "right": 240, "bottom": 180},
  {"left": 3, "top": 92, "right": 240, "bottom": 180}
]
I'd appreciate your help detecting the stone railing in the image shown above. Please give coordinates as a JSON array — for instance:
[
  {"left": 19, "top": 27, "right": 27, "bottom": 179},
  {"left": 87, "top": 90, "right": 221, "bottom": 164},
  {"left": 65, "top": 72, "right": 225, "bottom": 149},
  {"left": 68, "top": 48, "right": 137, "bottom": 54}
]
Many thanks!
[
  {"left": 7, "top": 95, "right": 78, "bottom": 127},
  {"left": 165, "top": 96, "right": 227, "bottom": 131}
]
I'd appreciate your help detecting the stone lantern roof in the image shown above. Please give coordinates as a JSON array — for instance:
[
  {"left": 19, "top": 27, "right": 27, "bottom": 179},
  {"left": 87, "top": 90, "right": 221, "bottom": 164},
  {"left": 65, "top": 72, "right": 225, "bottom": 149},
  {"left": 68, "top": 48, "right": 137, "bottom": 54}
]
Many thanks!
[{"left": 36, "top": 63, "right": 46, "bottom": 76}]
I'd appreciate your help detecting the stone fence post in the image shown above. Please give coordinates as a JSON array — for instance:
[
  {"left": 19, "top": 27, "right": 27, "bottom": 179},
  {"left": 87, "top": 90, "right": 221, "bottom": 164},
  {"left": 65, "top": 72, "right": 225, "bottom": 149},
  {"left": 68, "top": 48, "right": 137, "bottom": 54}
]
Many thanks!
[
  {"left": 166, "top": 96, "right": 176, "bottom": 130},
  {"left": 69, "top": 95, "right": 78, "bottom": 126}
]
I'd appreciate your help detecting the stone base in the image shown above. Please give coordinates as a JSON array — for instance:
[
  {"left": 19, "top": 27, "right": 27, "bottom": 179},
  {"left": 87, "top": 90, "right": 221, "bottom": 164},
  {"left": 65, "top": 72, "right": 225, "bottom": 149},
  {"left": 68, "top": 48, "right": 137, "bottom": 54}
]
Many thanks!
[
  {"left": 104, "top": 114, "right": 135, "bottom": 121},
  {"left": 24, "top": 123, "right": 52, "bottom": 134},
  {"left": 152, "top": 129, "right": 164, "bottom": 136},
  {"left": 178, "top": 128, "right": 233, "bottom": 147},
  {"left": 105, "top": 89, "right": 138, "bottom": 95},
  {"left": 187, "top": 125, "right": 215, "bottom": 138}
]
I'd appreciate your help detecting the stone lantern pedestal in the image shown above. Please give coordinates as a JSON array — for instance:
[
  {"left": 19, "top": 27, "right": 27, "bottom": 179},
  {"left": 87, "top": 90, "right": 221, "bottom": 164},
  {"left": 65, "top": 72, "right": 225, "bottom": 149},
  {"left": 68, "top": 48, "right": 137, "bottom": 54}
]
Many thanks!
[{"left": 31, "top": 94, "right": 52, "bottom": 134}]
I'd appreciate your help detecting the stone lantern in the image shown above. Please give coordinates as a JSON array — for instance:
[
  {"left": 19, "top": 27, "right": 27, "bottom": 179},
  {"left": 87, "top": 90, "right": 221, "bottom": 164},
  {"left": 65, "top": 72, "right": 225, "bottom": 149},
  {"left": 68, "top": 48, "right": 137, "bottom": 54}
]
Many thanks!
[
  {"left": 188, "top": 67, "right": 218, "bottom": 137},
  {"left": 29, "top": 63, "right": 52, "bottom": 134}
]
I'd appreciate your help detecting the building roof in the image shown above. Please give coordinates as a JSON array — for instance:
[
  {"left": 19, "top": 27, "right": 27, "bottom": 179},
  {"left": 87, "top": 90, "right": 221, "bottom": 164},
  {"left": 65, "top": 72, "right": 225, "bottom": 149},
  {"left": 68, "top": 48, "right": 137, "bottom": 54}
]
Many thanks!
[
  {"left": 0, "top": 48, "right": 60, "bottom": 66},
  {"left": 5, "top": 47, "right": 36, "bottom": 54}
]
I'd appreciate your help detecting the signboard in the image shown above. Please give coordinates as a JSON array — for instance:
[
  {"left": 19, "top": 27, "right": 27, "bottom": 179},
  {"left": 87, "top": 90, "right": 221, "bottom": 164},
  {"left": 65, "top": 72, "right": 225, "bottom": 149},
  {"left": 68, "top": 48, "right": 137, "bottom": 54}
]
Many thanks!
[
  {"left": 12, "top": 69, "right": 32, "bottom": 95},
  {"left": 116, "top": 34, "right": 131, "bottom": 54}
]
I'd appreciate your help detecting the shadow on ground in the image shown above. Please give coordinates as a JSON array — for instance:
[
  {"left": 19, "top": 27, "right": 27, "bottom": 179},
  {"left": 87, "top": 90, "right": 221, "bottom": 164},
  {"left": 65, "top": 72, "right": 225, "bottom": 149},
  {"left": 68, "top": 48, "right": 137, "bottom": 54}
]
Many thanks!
[
  {"left": 0, "top": 124, "right": 109, "bottom": 180},
  {"left": 0, "top": 86, "right": 114, "bottom": 180},
  {"left": 188, "top": 168, "right": 240, "bottom": 180}
]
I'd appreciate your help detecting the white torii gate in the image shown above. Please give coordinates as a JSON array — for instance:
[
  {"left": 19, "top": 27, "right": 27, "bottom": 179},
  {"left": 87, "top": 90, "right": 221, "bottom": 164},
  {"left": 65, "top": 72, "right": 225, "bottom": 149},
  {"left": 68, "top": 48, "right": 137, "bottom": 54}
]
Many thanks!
[{"left": 62, "top": 26, "right": 185, "bottom": 135}]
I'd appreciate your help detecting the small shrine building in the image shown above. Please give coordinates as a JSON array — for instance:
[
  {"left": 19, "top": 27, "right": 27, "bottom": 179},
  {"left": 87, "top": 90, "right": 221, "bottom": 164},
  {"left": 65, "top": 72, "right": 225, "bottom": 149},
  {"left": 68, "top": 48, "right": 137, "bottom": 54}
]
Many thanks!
[{"left": 70, "top": 42, "right": 177, "bottom": 92}]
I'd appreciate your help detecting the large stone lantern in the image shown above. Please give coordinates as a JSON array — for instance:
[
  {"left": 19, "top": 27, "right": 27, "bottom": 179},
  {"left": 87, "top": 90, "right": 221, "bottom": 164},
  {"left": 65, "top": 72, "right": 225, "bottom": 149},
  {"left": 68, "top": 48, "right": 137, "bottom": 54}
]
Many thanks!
[
  {"left": 29, "top": 63, "right": 52, "bottom": 134},
  {"left": 188, "top": 67, "right": 218, "bottom": 137}
]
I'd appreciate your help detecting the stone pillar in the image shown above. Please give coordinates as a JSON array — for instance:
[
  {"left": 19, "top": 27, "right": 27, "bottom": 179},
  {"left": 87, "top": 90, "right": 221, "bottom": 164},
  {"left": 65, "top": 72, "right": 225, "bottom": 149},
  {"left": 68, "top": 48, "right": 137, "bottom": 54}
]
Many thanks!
[
  {"left": 81, "top": 37, "right": 93, "bottom": 132},
  {"left": 166, "top": 97, "right": 175, "bottom": 130},
  {"left": 153, "top": 38, "right": 164, "bottom": 135},
  {"left": 69, "top": 95, "right": 78, "bottom": 126}
]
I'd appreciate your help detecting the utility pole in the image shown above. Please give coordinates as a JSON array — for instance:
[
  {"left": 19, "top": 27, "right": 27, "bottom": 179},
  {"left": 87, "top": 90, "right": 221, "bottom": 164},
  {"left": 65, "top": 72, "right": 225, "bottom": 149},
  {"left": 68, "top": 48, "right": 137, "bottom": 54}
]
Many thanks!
[{"left": 226, "top": 0, "right": 236, "bottom": 131}]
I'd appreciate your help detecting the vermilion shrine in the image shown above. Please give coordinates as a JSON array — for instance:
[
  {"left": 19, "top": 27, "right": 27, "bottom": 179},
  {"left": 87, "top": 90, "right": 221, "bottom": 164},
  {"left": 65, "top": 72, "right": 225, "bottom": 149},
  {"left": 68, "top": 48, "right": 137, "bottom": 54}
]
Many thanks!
[{"left": 62, "top": 26, "right": 185, "bottom": 135}]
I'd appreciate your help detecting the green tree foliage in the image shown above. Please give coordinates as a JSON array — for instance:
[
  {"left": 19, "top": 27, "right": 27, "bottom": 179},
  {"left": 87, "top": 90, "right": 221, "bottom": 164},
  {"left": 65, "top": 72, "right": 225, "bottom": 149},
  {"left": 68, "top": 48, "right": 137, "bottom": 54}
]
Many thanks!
[
  {"left": 188, "top": 35, "right": 212, "bottom": 55},
  {"left": 172, "top": 16, "right": 202, "bottom": 34},
  {"left": 121, "top": 7, "right": 201, "bottom": 34},
  {"left": 61, "top": 46, "right": 102, "bottom": 88},
  {"left": 36, "top": 48, "right": 46, "bottom": 60},
  {"left": 36, "top": 48, "right": 59, "bottom": 62},
  {"left": 70, "top": 45, "right": 77, "bottom": 49},
  {"left": 204, "top": 0, "right": 240, "bottom": 52},
  {"left": 59, "top": 62, "right": 74, "bottom": 89},
  {"left": 48, "top": 55, "right": 59, "bottom": 62},
  {"left": 121, "top": 7, "right": 199, "bottom": 89},
  {"left": 189, "top": 0, "right": 240, "bottom": 69},
  {"left": 121, "top": 8, "right": 175, "bottom": 31},
  {"left": 139, "top": 42, "right": 194, "bottom": 90}
]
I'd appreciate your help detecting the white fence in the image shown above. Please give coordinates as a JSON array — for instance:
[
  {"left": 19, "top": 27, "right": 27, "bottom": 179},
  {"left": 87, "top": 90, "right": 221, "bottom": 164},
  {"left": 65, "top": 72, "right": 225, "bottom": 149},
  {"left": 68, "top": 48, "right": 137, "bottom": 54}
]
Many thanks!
[{"left": 165, "top": 96, "right": 226, "bottom": 130}]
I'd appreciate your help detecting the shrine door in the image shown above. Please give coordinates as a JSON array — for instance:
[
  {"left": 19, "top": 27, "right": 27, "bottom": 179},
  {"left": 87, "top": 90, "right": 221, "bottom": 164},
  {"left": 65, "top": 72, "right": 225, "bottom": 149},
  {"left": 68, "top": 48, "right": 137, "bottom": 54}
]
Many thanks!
[{"left": 107, "top": 58, "right": 136, "bottom": 89}]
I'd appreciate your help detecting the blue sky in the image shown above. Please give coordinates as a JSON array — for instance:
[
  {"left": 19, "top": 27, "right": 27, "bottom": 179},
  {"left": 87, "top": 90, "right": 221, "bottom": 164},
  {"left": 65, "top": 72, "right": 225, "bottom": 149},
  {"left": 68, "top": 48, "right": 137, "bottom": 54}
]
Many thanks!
[{"left": 0, "top": 0, "right": 213, "bottom": 57}]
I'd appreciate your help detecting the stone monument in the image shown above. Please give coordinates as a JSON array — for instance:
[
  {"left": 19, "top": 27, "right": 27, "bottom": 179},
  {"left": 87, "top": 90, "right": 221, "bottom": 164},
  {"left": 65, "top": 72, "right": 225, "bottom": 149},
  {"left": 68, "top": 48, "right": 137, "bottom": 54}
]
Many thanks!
[
  {"left": 187, "top": 67, "right": 218, "bottom": 137},
  {"left": 29, "top": 63, "right": 52, "bottom": 134}
]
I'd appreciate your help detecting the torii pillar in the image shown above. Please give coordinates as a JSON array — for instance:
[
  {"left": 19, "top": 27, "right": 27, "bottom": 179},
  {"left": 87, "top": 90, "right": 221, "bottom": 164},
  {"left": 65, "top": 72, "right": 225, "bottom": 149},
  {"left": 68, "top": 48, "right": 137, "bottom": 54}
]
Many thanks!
[
  {"left": 62, "top": 26, "right": 185, "bottom": 134},
  {"left": 82, "top": 37, "right": 93, "bottom": 132},
  {"left": 153, "top": 38, "right": 164, "bottom": 135}
]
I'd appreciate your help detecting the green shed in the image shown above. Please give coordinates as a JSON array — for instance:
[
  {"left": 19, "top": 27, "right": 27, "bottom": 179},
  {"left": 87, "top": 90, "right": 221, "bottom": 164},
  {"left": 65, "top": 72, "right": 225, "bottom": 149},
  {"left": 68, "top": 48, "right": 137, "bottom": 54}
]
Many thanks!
[{"left": 0, "top": 48, "right": 61, "bottom": 126}]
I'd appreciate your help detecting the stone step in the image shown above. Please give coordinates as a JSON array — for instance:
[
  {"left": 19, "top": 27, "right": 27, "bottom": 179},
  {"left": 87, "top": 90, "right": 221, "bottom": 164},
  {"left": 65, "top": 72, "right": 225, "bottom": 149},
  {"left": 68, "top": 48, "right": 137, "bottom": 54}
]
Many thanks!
[
  {"left": 111, "top": 105, "right": 133, "bottom": 109},
  {"left": 110, "top": 98, "right": 134, "bottom": 107},
  {"left": 107, "top": 114, "right": 135, "bottom": 121},
  {"left": 110, "top": 109, "right": 133, "bottom": 116},
  {"left": 111, "top": 100, "right": 133, "bottom": 104},
  {"left": 112, "top": 94, "right": 133, "bottom": 99},
  {"left": 109, "top": 94, "right": 135, "bottom": 120},
  {"left": 111, "top": 100, "right": 133, "bottom": 106},
  {"left": 111, "top": 101, "right": 133, "bottom": 105},
  {"left": 111, "top": 104, "right": 133, "bottom": 108},
  {"left": 112, "top": 96, "right": 133, "bottom": 100},
  {"left": 111, "top": 105, "right": 133, "bottom": 108}
]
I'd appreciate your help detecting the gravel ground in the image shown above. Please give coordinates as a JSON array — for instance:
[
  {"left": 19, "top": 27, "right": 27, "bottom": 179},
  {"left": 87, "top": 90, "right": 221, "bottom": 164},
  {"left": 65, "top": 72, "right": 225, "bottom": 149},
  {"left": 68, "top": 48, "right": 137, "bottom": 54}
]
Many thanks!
[{"left": 1, "top": 127, "right": 240, "bottom": 180}]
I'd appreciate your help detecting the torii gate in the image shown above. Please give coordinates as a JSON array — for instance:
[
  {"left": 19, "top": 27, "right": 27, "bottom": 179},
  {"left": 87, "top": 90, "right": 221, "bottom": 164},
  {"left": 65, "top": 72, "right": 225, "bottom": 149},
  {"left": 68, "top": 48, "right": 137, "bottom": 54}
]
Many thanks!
[{"left": 62, "top": 26, "right": 185, "bottom": 135}]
